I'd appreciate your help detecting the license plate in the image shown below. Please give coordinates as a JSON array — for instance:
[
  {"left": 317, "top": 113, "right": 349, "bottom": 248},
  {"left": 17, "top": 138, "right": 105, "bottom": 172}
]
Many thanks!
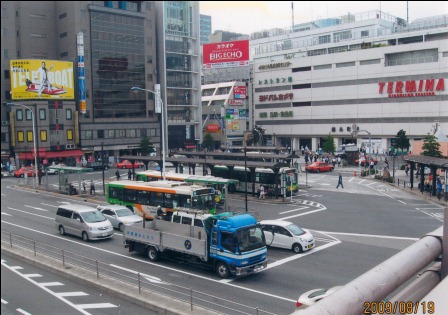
[{"left": 102, "top": 233, "right": 109, "bottom": 237}]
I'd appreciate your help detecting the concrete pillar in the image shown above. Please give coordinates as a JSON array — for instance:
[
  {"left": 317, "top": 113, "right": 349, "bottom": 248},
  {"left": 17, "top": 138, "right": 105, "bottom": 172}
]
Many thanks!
[
  {"left": 381, "top": 138, "right": 389, "bottom": 154},
  {"left": 334, "top": 137, "right": 341, "bottom": 149},
  {"left": 311, "top": 138, "right": 319, "bottom": 153}
]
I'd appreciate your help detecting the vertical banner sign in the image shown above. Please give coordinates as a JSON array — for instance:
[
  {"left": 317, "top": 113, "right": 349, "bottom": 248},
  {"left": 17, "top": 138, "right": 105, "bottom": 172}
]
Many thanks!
[
  {"left": 77, "top": 32, "right": 86, "bottom": 114},
  {"left": 154, "top": 84, "right": 162, "bottom": 114},
  {"left": 74, "top": 111, "right": 79, "bottom": 144},
  {"left": 234, "top": 86, "right": 247, "bottom": 99}
]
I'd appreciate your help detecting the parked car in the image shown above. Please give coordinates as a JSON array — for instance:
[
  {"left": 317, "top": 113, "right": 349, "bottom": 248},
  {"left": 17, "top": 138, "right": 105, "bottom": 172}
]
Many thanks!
[
  {"left": 305, "top": 162, "right": 334, "bottom": 173},
  {"left": 296, "top": 286, "right": 343, "bottom": 309},
  {"left": 85, "top": 161, "right": 108, "bottom": 171},
  {"left": 355, "top": 156, "right": 378, "bottom": 166},
  {"left": 115, "top": 160, "right": 144, "bottom": 169},
  {"left": 259, "top": 220, "right": 315, "bottom": 253},
  {"left": 97, "top": 205, "right": 143, "bottom": 232},
  {"left": 13, "top": 166, "right": 36, "bottom": 178}
]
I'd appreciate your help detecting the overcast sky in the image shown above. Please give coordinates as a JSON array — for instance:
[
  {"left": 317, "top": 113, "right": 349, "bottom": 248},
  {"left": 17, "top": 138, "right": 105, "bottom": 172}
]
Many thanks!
[{"left": 199, "top": 1, "right": 448, "bottom": 34}]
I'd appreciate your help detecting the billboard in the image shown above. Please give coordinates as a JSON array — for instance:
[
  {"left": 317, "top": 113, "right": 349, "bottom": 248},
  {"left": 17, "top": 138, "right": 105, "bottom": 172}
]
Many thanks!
[
  {"left": 234, "top": 86, "right": 247, "bottom": 99},
  {"left": 202, "top": 40, "right": 249, "bottom": 69},
  {"left": 10, "top": 59, "right": 75, "bottom": 100}
]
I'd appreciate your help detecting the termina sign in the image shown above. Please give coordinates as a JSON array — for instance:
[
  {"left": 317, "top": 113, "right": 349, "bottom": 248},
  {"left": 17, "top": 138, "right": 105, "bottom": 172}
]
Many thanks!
[
  {"left": 203, "top": 40, "right": 249, "bottom": 69},
  {"left": 378, "top": 78, "right": 444, "bottom": 97}
]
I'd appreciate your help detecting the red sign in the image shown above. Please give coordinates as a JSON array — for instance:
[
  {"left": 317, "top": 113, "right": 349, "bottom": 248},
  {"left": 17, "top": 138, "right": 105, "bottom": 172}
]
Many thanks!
[
  {"left": 202, "top": 40, "right": 249, "bottom": 69},
  {"left": 234, "top": 86, "right": 247, "bottom": 99},
  {"left": 205, "top": 124, "right": 220, "bottom": 132},
  {"left": 229, "top": 99, "right": 245, "bottom": 106},
  {"left": 378, "top": 78, "right": 444, "bottom": 98}
]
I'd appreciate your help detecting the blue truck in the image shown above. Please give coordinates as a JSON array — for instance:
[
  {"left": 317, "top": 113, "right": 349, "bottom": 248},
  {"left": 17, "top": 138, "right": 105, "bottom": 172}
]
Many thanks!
[{"left": 123, "top": 212, "right": 267, "bottom": 278}]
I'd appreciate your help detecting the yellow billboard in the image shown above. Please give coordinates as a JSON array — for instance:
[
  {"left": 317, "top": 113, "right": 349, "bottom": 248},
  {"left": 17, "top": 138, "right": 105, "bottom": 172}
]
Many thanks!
[{"left": 10, "top": 59, "right": 75, "bottom": 100}]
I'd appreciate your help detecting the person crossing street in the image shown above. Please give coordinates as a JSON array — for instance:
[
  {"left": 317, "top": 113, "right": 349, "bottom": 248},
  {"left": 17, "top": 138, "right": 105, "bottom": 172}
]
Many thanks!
[{"left": 336, "top": 173, "right": 344, "bottom": 189}]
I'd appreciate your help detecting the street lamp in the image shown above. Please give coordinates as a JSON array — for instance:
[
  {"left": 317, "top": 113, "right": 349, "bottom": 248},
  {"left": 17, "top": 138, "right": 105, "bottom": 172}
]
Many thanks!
[
  {"left": 7, "top": 102, "right": 38, "bottom": 189},
  {"left": 130, "top": 87, "right": 166, "bottom": 180}
]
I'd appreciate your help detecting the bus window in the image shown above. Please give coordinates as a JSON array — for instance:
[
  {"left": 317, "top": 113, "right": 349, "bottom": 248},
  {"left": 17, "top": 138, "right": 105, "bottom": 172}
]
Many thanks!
[
  {"left": 194, "top": 218, "right": 203, "bottom": 227},
  {"left": 181, "top": 216, "right": 192, "bottom": 225},
  {"left": 172, "top": 214, "right": 181, "bottom": 223}
]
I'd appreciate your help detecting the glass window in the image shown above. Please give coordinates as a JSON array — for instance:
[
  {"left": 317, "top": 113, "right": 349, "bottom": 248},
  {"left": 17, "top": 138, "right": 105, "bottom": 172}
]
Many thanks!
[
  {"left": 17, "top": 131, "right": 24, "bottom": 142},
  {"left": 85, "top": 130, "right": 93, "bottom": 140},
  {"left": 67, "top": 129, "right": 73, "bottom": 140},
  {"left": 108, "top": 130, "right": 115, "bottom": 138},
  {"left": 39, "top": 109, "right": 46, "bottom": 120},
  {"left": 27, "top": 131, "right": 33, "bottom": 142},
  {"left": 16, "top": 109, "right": 23, "bottom": 121},
  {"left": 97, "top": 130, "right": 104, "bottom": 139},
  {"left": 25, "top": 109, "right": 32, "bottom": 120},
  {"left": 40, "top": 130, "right": 47, "bottom": 142},
  {"left": 66, "top": 109, "right": 72, "bottom": 120}
]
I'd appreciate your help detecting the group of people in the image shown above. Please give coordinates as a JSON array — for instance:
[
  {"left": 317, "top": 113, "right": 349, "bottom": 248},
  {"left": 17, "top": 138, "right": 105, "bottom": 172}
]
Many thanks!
[{"left": 114, "top": 169, "right": 133, "bottom": 180}]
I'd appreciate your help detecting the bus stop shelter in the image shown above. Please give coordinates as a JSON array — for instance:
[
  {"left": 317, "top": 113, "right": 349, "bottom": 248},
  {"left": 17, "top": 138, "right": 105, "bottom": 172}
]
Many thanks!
[{"left": 47, "top": 165, "right": 93, "bottom": 194}]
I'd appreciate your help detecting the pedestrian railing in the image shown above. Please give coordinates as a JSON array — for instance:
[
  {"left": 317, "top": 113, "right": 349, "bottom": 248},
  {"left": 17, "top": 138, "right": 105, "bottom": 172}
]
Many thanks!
[{"left": 1, "top": 231, "right": 275, "bottom": 315}]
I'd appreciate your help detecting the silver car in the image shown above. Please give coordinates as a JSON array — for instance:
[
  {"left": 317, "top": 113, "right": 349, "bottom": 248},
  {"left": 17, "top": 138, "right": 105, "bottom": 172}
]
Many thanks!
[{"left": 97, "top": 205, "right": 142, "bottom": 232}]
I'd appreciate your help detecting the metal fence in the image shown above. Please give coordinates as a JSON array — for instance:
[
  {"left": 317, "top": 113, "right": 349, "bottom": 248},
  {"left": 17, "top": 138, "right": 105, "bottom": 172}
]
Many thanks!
[{"left": 1, "top": 231, "right": 275, "bottom": 315}]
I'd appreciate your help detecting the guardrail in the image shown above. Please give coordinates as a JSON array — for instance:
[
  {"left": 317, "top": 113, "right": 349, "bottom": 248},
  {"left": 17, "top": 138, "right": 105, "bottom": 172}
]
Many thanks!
[{"left": 1, "top": 231, "right": 275, "bottom": 315}]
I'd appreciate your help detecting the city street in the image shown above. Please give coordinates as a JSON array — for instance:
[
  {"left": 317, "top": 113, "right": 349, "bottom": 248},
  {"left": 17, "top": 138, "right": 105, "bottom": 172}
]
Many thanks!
[{"left": 1, "top": 166, "right": 443, "bottom": 314}]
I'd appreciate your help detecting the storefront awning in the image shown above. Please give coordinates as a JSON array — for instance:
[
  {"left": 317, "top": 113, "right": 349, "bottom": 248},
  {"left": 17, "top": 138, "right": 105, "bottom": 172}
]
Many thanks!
[
  {"left": 185, "top": 145, "right": 196, "bottom": 149},
  {"left": 19, "top": 149, "right": 84, "bottom": 160}
]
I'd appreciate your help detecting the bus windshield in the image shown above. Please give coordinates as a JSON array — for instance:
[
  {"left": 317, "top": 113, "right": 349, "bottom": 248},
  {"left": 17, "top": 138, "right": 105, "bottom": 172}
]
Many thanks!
[
  {"left": 190, "top": 194, "right": 215, "bottom": 211},
  {"left": 237, "top": 226, "right": 266, "bottom": 253}
]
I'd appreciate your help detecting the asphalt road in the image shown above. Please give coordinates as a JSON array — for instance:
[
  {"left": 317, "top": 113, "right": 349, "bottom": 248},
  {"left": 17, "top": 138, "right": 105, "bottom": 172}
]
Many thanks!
[{"left": 1, "top": 167, "right": 443, "bottom": 315}]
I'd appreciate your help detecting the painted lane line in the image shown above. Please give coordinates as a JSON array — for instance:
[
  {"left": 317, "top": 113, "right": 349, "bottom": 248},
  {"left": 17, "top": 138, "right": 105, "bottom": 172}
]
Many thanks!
[
  {"left": 2, "top": 220, "right": 296, "bottom": 303},
  {"left": 55, "top": 292, "right": 89, "bottom": 297},
  {"left": 17, "top": 309, "right": 32, "bottom": 315},
  {"left": 23, "top": 273, "right": 42, "bottom": 278},
  {"left": 1, "top": 299, "right": 8, "bottom": 304},
  {"left": 280, "top": 208, "right": 327, "bottom": 220},
  {"left": 421, "top": 211, "right": 443, "bottom": 222},
  {"left": 416, "top": 207, "right": 444, "bottom": 211},
  {"left": 315, "top": 231, "right": 419, "bottom": 241},
  {"left": 24, "top": 205, "right": 48, "bottom": 211},
  {"left": 348, "top": 177, "right": 355, "bottom": 182},
  {"left": 41, "top": 203, "right": 58, "bottom": 208},
  {"left": 279, "top": 206, "right": 309, "bottom": 214},
  {"left": 109, "top": 264, "right": 165, "bottom": 284},
  {"left": 1, "top": 212, "right": 12, "bottom": 216},
  {"left": 76, "top": 303, "right": 117, "bottom": 309},
  {"left": 40, "top": 282, "right": 64, "bottom": 287},
  {"left": 266, "top": 241, "right": 341, "bottom": 269},
  {"left": 358, "top": 179, "right": 366, "bottom": 184},
  {"left": 7, "top": 207, "right": 53, "bottom": 220},
  {"left": 364, "top": 182, "right": 377, "bottom": 187},
  {"left": 397, "top": 200, "right": 406, "bottom": 205}
]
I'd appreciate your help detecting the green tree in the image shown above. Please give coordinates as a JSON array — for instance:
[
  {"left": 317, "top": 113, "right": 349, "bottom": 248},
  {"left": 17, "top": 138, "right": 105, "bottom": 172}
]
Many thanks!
[
  {"left": 395, "top": 129, "right": 410, "bottom": 152},
  {"left": 421, "top": 134, "right": 442, "bottom": 157},
  {"left": 139, "top": 136, "right": 154, "bottom": 170},
  {"left": 322, "top": 134, "right": 336, "bottom": 154},
  {"left": 202, "top": 133, "right": 214, "bottom": 151}
]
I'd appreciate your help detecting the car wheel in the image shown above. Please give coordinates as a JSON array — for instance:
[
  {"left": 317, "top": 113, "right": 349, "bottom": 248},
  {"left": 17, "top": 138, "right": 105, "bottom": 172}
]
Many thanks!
[
  {"left": 59, "top": 226, "right": 65, "bottom": 235},
  {"left": 316, "top": 169, "right": 320, "bottom": 173},
  {"left": 122, "top": 166, "right": 126, "bottom": 169},
  {"left": 292, "top": 243, "right": 303, "bottom": 253},
  {"left": 54, "top": 171, "right": 58, "bottom": 175},
  {"left": 147, "top": 246, "right": 160, "bottom": 261},
  {"left": 104, "top": 166, "right": 108, "bottom": 170},
  {"left": 216, "top": 262, "right": 230, "bottom": 279},
  {"left": 20, "top": 174, "right": 24, "bottom": 178},
  {"left": 119, "top": 223, "right": 125, "bottom": 232},
  {"left": 82, "top": 231, "right": 89, "bottom": 242}
]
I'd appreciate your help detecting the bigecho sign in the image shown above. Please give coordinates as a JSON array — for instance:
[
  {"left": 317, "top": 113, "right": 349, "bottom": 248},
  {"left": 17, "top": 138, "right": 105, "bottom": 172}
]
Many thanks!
[{"left": 203, "top": 40, "right": 249, "bottom": 69}]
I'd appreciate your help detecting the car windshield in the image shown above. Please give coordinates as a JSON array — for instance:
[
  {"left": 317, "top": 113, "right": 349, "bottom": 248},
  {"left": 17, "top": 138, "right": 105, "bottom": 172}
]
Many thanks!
[
  {"left": 237, "top": 226, "right": 265, "bottom": 253},
  {"left": 116, "top": 209, "right": 134, "bottom": 217},
  {"left": 81, "top": 211, "right": 107, "bottom": 223},
  {"left": 286, "top": 224, "right": 306, "bottom": 236}
]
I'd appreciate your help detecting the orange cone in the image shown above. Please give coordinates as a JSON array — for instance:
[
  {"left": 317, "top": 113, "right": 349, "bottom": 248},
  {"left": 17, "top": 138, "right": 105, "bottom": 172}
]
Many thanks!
[{"left": 354, "top": 171, "right": 357, "bottom": 177}]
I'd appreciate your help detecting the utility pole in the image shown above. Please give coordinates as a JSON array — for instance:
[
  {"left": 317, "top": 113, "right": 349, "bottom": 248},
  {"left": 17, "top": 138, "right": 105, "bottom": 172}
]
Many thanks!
[{"left": 101, "top": 142, "right": 105, "bottom": 195}]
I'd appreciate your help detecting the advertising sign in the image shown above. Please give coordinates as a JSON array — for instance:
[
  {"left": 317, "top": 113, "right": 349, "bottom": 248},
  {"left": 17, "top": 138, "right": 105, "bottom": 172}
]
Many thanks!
[
  {"left": 202, "top": 40, "right": 249, "bottom": 69},
  {"left": 10, "top": 59, "right": 75, "bottom": 100},
  {"left": 234, "top": 86, "right": 247, "bottom": 99},
  {"left": 229, "top": 99, "right": 245, "bottom": 106}
]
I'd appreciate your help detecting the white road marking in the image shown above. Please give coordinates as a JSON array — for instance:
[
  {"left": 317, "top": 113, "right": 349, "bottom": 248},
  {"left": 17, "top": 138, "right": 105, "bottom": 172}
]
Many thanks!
[
  {"left": 76, "top": 303, "right": 117, "bottom": 309},
  {"left": 421, "top": 211, "right": 443, "bottom": 222},
  {"left": 7, "top": 207, "right": 53, "bottom": 220},
  {"left": 416, "top": 207, "right": 444, "bottom": 210},
  {"left": 41, "top": 203, "right": 58, "bottom": 208},
  {"left": 55, "top": 292, "right": 88, "bottom": 297},
  {"left": 1, "top": 212, "right": 12, "bottom": 216},
  {"left": 280, "top": 208, "right": 327, "bottom": 220},
  {"left": 358, "top": 179, "right": 366, "bottom": 184},
  {"left": 40, "top": 282, "right": 64, "bottom": 287},
  {"left": 397, "top": 200, "right": 406, "bottom": 204},
  {"left": 1, "top": 299, "right": 8, "bottom": 304},
  {"left": 23, "top": 274, "right": 42, "bottom": 278},
  {"left": 364, "top": 182, "right": 376, "bottom": 187},
  {"left": 279, "top": 206, "right": 308, "bottom": 214},
  {"left": 109, "top": 264, "right": 164, "bottom": 284},
  {"left": 316, "top": 231, "right": 419, "bottom": 241},
  {"left": 24, "top": 205, "right": 48, "bottom": 212},
  {"left": 16, "top": 309, "right": 32, "bottom": 315}
]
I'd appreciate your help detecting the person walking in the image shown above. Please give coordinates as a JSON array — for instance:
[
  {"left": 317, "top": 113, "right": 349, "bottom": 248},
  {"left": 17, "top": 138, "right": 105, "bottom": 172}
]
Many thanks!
[
  {"left": 115, "top": 169, "right": 120, "bottom": 180},
  {"left": 90, "top": 180, "right": 95, "bottom": 195},
  {"left": 128, "top": 169, "right": 132, "bottom": 180},
  {"left": 336, "top": 173, "right": 344, "bottom": 189},
  {"left": 259, "top": 185, "right": 266, "bottom": 199},
  {"left": 82, "top": 179, "right": 87, "bottom": 194}
]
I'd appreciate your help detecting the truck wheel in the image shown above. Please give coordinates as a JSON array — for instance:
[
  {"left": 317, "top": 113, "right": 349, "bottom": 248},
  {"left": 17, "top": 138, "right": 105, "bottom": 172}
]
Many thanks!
[
  {"left": 216, "top": 262, "right": 230, "bottom": 279},
  {"left": 82, "top": 232, "right": 89, "bottom": 242},
  {"left": 292, "top": 243, "right": 303, "bottom": 253},
  {"left": 147, "top": 246, "right": 160, "bottom": 261},
  {"left": 59, "top": 226, "right": 65, "bottom": 235}
]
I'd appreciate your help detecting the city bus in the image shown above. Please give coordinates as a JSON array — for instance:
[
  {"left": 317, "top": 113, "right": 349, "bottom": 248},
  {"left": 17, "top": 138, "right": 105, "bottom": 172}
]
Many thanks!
[
  {"left": 213, "top": 165, "right": 298, "bottom": 197},
  {"left": 135, "top": 170, "right": 239, "bottom": 209},
  {"left": 106, "top": 180, "right": 217, "bottom": 219}
]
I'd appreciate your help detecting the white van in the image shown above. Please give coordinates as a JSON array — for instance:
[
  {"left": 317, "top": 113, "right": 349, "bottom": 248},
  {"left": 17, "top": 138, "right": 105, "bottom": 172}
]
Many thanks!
[
  {"left": 55, "top": 204, "right": 114, "bottom": 241},
  {"left": 259, "top": 220, "right": 314, "bottom": 253}
]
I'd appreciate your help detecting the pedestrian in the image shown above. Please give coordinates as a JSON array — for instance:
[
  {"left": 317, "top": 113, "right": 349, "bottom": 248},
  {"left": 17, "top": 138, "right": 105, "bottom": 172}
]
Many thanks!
[
  {"left": 336, "top": 173, "right": 344, "bottom": 189},
  {"left": 82, "top": 179, "right": 87, "bottom": 193},
  {"left": 337, "top": 156, "right": 341, "bottom": 167},
  {"left": 115, "top": 170, "right": 120, "bottom": 180},
  {"left": 90, "top": 180, "right": 95, "bottom": 195},
  {"left": 128, "top": 169, "right": 132, "bottom": 180},
  {"left": 259, "top": 185, "right": 266, "bottom": 199},
  {"left": 405, "top": 164, "right": 410, "bottom": 176},
  {"left": 436, "top": 179, "right": 442, "bottom": 201}
]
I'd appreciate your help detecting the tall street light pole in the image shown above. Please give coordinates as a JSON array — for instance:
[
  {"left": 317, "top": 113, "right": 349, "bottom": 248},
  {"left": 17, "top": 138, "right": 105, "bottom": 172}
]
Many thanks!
[
  {"left": 101, "top": 142, "right": 105, "bottom": 194},
  {"left": 8, "top": 103, "right": 38, "bottom": 189},
  {"left": 130, "top": 87, "right": 166, "bottom": 180}
]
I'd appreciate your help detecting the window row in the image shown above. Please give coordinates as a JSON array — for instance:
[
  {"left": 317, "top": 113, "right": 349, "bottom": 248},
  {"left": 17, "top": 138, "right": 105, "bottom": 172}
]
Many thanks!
[
  {"left": 16, "top": 129, "right": 73, "bottom": 142},
  {"left": 84, "top": 128, "right": 159, "bottom": 140},
  {"left": 14, "top": 108, "right": 72, "bottom": 121}
]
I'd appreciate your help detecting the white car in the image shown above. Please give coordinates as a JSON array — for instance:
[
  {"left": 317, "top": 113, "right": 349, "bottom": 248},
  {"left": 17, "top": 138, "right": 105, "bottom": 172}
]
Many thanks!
[
  {"left": 97, "top": 205, "right": 143, "bottom": 232},
  {"left": 259, "top": 220, "right": 315, "bottom": 253},
  {"left": 296, "top": 286, "right": 343, "bottom": 309}
]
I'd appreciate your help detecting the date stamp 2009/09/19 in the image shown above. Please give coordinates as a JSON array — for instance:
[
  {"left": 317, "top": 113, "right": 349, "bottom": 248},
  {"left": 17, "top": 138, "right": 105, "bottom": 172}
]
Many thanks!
[{"left": 363, "top": 301, "right": 435, "bottom": 314}]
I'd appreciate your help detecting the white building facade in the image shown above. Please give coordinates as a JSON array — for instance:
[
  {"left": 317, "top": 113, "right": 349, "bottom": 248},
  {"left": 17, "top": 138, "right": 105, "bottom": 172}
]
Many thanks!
[{"left": 251, "top": 11, "right": 447, "bottom": 154}]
